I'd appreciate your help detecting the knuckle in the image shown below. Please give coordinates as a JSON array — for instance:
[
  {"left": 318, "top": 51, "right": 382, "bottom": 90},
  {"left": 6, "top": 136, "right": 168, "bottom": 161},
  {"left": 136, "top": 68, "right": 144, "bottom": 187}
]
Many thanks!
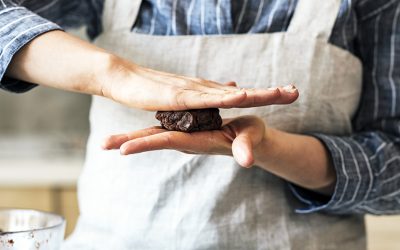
[
  {"left": 199, "top": 92, "right": 212, "bottom": 107},
  {"left": 141, "top": 137, "right": 151, "bottom": 149},
  {"left": 171, "top": 88, "right": 189, "bottom": 110},
  {"left": 163, "top": 133, "right": 175, "bottom": 148}
]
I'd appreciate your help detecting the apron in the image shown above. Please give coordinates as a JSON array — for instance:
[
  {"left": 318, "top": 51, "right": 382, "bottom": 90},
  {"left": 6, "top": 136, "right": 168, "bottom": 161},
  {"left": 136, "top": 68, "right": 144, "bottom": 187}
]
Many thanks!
[{"left": 63, "top": 0, "right": 366, "bottom": 249}]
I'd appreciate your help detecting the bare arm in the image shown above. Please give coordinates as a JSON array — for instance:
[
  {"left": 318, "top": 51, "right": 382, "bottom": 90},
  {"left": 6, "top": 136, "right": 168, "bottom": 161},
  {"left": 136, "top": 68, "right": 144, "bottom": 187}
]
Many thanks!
[
  {"left": 6, "top": 30, "right": 296, "bottom": 111},
  {"left": 6, "top": 31, "right": 108, "bottom": 96}
]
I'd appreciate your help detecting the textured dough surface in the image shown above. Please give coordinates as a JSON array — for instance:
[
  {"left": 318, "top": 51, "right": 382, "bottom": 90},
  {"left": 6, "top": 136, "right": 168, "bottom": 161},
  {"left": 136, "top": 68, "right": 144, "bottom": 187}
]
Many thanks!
[{"left": 155, "top": 108, "right": 223, "bottom": 132}]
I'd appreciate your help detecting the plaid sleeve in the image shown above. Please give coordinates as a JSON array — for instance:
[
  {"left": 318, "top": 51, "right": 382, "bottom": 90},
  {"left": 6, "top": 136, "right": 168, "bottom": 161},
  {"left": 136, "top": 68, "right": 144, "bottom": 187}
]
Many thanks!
[
  {"left": 289, "top": 0, "right": 400, "bottom": 215},
  {"left": 0, "top": 2, "right": 61, "bottom": 93}
]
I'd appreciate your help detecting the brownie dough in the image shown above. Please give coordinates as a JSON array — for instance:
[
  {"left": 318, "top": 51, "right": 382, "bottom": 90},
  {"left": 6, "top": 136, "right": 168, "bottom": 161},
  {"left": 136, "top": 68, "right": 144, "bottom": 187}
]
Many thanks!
[{"left": 155, "top": 108, "right": 223, "bottom": 132}]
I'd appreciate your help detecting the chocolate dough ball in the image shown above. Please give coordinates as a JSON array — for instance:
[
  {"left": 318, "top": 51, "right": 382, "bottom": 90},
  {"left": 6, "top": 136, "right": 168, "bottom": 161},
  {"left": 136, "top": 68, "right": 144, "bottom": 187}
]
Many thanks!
[{"left": 155, "top": 108, "right": 223, "bottom": 132}]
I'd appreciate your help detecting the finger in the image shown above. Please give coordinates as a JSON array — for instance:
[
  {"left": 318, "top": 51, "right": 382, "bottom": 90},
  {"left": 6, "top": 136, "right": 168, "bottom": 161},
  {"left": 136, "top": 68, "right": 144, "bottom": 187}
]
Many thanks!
[
  {"left": 199, "top": 82, "right": 298, "bottom": 108},
  {"left": 186, "top": 80, "right": 233, "bottom": 94},
  {"left": 171, "top": 89, "right": 247, "bottom": 110},
  {"left": 276, "top": 84, "right": 299, "bottom": 104},
  {"left": 193, "top": 78, "right": 238, "bottom": 91},
  {"left": 197, "top": 80, "right": 298, "bottom": 107},
  {"left": 120, "top": 130, "right": 231, "bottom": 155},
  {"left": 119, "top": 131, "right": 208, "bottom": 155},
  {"left": 102, "top": 127, "right": 166, "bottom": 150},
  {"left": 232, "top": 134, "right": 254, "bottom": 168},
  {"left": 202, "top": 80, "right": 239, "bottom": 91},
  {"left": 140, "top": 71, "right": 231, "bottom": 96},
  {"left": 165, "top": 84, "right": 297, "bottom": 110},
  {"left": 234, "top": 84, "right": 299, "bottom": 108},
  {"left": 199, "top": 84, "right": 239, "bottom": 95},
  {"left": 166, "top": 75, "right": 237, "bottom": 94}
]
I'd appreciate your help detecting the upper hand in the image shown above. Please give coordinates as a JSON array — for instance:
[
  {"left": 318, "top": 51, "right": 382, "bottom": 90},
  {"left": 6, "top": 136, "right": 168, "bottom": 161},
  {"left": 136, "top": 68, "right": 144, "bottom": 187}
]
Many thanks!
[
  {"left": 100, "top": 56, "right": 298, "bottom": 111},
  {"left": 102, "top": 116, "right": 268, "bottom": 168},
  {"left": 5, "top": 30, "right": 297, "bottom": 111}
]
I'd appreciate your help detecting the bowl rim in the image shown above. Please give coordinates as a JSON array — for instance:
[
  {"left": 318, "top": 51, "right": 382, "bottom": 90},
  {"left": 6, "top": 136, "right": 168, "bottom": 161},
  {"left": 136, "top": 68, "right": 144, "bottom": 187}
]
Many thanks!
[{"left": 0, "top": 208, "right": 65, "bottom": 235}]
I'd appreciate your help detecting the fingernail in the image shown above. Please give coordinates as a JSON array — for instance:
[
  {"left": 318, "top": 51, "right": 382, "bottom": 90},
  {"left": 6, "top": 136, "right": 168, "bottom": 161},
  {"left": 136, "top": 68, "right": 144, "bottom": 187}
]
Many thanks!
[
  {"left": 101, "top": 142, "right": 109, "bottom": 150},
  {"left": 120, "top": 148, "right": 127, "bottom": 155},
  {"left": 282, "top": 84, "right": 297, "bottom": 93},
  {"left": 267, "top": 87, "right": 278, "bottom": 91}
]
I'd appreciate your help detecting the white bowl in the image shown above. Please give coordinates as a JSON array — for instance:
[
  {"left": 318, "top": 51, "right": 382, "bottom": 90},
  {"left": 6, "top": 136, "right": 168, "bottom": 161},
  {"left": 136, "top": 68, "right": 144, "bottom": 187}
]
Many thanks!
[{"left": 0, "top": 209, "right": 65, "bottom": 250}]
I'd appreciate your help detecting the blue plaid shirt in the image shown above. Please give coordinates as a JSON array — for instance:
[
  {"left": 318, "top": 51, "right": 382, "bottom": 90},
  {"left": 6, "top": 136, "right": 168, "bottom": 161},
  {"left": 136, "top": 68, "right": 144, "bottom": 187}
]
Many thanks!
[{"left": 1, "top": 0, "right": 400, "bottom": 215}]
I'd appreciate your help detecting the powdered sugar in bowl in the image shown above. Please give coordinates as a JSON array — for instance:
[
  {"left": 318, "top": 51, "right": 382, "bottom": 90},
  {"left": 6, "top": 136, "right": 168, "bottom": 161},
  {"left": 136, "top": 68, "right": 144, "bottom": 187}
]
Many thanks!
[{"left": 0, "top": 209, "right": 65, "bottom": 250}]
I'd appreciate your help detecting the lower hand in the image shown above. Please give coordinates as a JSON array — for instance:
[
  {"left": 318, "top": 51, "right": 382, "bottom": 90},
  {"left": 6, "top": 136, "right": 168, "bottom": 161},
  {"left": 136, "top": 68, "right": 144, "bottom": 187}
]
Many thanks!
[
  {"left": 103, "top": 115, "right": 337, "bottom": 195},
  {"left": 102, "top": 115, "right": 267, "bottom": 168}
]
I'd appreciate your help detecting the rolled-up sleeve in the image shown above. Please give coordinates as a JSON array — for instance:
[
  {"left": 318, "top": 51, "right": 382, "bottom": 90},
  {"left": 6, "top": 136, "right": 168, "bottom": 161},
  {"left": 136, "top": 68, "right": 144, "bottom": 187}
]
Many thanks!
[
  {"left": 0, "top": 0, "right": 103, "bottom": 93},
  {"left": 0, "top": 2, "right": 61, "bottom": 92},
  {"left": 290, "top": 0, "right": 400, "bottom": 215}
]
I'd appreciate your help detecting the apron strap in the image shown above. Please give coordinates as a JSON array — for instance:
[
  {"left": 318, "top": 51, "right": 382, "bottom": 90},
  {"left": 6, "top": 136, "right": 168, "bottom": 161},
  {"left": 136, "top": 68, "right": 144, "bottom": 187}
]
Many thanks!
[
  {"left": 287, "top": 0, "right": 341, "bottom": 41},
  {"left": 102, "top": 0, "right": 142, "bottom": 31}
]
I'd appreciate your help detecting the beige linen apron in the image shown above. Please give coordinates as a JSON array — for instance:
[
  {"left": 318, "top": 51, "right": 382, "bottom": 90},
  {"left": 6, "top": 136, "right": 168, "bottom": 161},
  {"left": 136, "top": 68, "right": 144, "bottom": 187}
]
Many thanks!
[{"left": 64, "top": 0, "right": 366, "bottom": 249}]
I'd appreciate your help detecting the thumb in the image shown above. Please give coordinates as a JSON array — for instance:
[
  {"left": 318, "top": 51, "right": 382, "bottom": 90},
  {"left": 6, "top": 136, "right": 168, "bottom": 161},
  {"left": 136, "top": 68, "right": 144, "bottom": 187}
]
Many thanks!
[{"left": 232, "top": 133, "right": 254, "bottom": 168}]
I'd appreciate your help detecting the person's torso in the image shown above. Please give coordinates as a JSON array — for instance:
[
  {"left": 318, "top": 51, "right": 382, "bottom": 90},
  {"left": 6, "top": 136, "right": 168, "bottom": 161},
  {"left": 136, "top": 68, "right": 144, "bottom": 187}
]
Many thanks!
[{"left": 61, "top": 0, "right": 367, "bottom": 249}]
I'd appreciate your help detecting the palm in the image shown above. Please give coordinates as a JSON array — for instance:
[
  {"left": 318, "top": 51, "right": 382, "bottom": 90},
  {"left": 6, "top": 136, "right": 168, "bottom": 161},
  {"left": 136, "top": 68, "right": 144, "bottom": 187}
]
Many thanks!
[{"left": 103, "top": 116, "right": 266, "bottom": 168}]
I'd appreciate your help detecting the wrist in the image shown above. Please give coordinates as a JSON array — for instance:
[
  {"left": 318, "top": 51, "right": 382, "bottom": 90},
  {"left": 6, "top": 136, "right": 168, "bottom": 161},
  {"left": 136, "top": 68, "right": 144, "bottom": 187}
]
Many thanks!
[
  {"left": 91, "top": 52, "right": 126, "bottom": 98},
  {"left": 252, "top": 128, "right": 336, "bottom": 194},
  {"left": 95, "top": 53, "right": 148, "bottom": 102},
  {"left": 253, "top": 127, "right": 280, "bottom": 167}
]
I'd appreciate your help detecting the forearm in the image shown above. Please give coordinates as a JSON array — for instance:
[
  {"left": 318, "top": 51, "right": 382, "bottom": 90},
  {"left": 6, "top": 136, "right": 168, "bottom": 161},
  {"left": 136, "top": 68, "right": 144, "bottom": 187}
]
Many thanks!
[
  {"left": 5, "top": 30, "right": 114, "bottom": 96},
  {"left": 254, "top": 128, "right": 336, "bottom": 195}
]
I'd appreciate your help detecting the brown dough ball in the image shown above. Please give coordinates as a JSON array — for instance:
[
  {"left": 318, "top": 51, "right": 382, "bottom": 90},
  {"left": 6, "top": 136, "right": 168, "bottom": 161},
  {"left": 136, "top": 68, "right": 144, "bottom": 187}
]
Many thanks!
[{"left": 155, "top": 108, "right": 223, "bottom": 132}]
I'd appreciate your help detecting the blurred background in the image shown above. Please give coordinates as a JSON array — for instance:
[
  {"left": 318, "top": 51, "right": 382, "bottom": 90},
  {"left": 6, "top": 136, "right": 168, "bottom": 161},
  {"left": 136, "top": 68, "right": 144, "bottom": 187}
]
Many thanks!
[{"left": 0, "top": 29, "right": 399, "bottom": 250}]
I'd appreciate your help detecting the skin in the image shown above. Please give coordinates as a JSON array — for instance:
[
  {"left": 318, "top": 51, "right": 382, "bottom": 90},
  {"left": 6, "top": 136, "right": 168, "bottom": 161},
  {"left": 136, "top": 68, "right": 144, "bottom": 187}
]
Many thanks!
[
  {"left": 103, "top": 114, "right": 336, "bottom": 195},
  {"left": 7, "top": 30, "right": 336, "bottom": 195},
  {"left": 6, "top": 31, "right": 296, "bottom": 111}
]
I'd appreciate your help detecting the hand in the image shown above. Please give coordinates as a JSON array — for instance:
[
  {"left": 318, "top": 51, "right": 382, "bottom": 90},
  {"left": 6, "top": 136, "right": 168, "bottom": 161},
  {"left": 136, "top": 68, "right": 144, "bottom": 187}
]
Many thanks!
[
  {"left": 7, "top": 30, "right": 297, "bottom": 111},
  {"left": 102, "top": 115, "right": 268, "bottom": 168},
  {"left": 100, "top": 57, "right": 299, "bottom": 111},
  {"left": 103, "top": 113, "right": 337, "bottom": 195}
]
